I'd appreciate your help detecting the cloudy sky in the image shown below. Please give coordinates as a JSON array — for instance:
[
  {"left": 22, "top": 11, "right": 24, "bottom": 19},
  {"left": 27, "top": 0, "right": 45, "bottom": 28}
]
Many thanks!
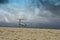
[{"left": 0, "top": 0, "right": 60, "bottom": 29}]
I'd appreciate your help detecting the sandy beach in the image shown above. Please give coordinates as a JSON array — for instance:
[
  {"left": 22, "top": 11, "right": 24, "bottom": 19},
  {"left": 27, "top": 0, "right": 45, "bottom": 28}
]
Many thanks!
[{"left": 0, "top": 28, "right": 60, "bottom": 40}]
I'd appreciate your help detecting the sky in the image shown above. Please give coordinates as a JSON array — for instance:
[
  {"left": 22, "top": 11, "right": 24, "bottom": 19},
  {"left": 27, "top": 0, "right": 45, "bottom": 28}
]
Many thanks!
[{"left": 0, "top": 0, "right": 60, "bottom": 29}]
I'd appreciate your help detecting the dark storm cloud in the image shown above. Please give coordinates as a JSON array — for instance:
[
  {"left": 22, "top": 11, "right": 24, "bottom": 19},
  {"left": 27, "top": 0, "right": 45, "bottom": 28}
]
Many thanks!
[
  {"left": 40, "top": 0, "right": 60, "bottom": 17},
  {"left": 34, "top": 0, "right": 60, "bottom": 16},
  {"left": 44, "top": 5, "right": 60, "bottom": 16},
  {"left": 29, "top": 0, "right": 60, "bottom": 29},
  {"left": 0, "top": 0, "right": 8, "bottom": 4},
  {"left": 41, "top": 5, "right": 60, "bottom": 29}
]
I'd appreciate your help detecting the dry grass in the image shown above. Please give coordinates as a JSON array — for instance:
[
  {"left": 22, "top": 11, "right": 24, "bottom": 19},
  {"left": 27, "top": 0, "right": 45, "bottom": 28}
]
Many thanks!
[{"left": 0, "top": 27, "right": 60, "bottom": 40}]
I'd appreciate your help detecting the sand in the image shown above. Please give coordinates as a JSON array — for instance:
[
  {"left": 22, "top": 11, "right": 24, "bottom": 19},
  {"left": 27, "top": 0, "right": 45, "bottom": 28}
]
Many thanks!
[{"left": 0, "top": 28, "right": 60, "bottom": 40}]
